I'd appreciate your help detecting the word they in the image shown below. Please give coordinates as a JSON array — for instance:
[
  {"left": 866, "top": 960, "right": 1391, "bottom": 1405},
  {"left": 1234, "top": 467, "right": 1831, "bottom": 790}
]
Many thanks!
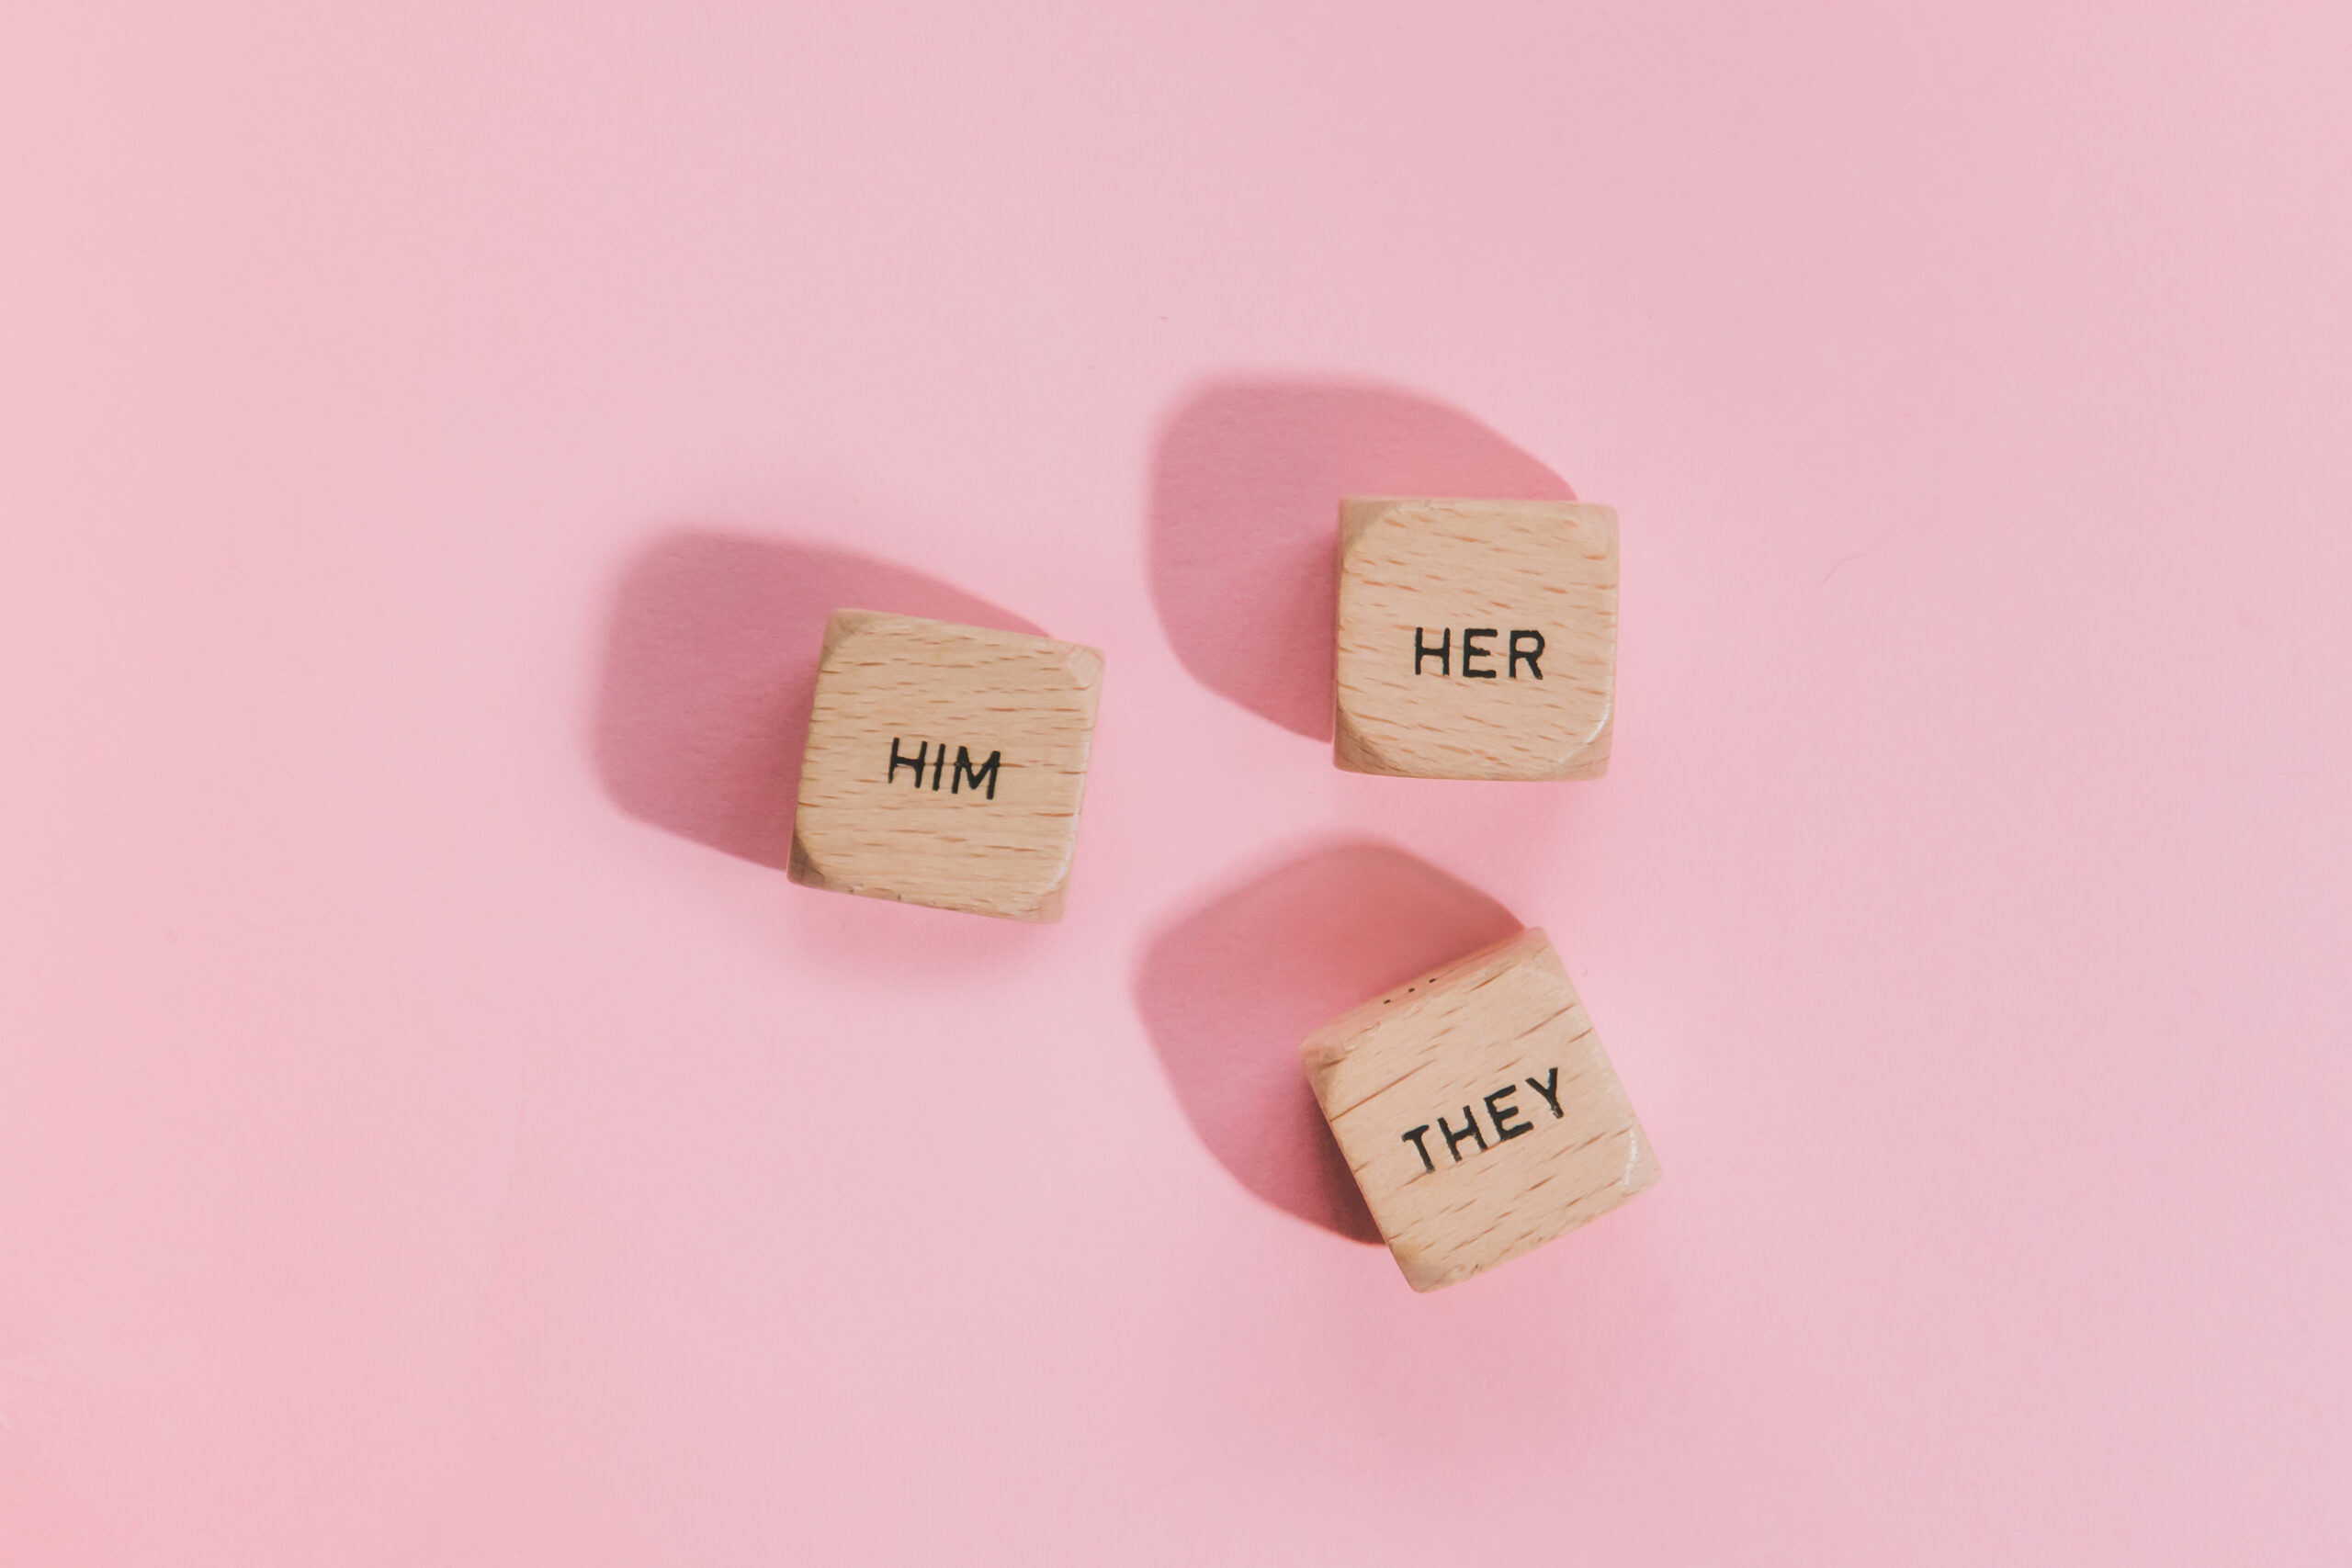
[
  {"left": 887, "top": 739, "right": 1002, "bottom": 800},
  {"left": 1399, "top": 1067, "right": 1565, "bottom": 1174},
  {"left": 1413, "top": 627, "right": 1545, "bottom": 679}
]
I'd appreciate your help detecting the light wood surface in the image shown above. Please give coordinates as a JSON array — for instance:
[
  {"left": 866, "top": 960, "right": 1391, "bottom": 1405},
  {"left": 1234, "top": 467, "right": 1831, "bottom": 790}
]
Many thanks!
[
  {"left": 1334, "top": 497, "right": 1617, "bottom": 781},
  {"left": 788, "top": 610, "right": 1103, "bottom": 921},
  {"left": 1302, "top": 927, "right": 1658, "bottom": 1292}
]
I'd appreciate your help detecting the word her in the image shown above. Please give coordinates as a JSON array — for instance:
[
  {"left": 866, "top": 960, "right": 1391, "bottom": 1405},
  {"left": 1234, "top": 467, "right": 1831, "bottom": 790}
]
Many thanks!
[
  {"left": 886, "top": 738, "right": 1001, "bottom": 799},
  {"left": 1398, "top": 1066, "right": 1565, "bottom": 1174},
  {"left": 1412, "top": 627, "right": 1545, "bottom": 679}
]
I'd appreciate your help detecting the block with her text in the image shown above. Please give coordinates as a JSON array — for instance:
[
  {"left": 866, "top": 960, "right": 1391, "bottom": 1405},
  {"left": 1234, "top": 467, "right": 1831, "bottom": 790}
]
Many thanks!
[{"left": 1335, "top": 497, "right": 1617, "bottom": 780}]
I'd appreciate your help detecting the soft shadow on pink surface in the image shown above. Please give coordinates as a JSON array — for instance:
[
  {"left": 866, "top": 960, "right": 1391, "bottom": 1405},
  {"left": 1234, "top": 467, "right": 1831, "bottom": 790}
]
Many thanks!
[
  {"left": 1148, "top": 380, "right": 1576, "bottom": 741},
  {"left": 1134, "top": 840, "right": 1525, "bottom": 1244},
  {"left": 594, "top": 529, "right": 1043, "bottom": 871}
]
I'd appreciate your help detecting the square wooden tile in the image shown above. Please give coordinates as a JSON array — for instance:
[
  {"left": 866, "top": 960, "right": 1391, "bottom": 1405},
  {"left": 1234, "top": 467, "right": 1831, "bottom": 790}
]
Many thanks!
[
  {"left": 788, "top": 611, "right": 1103, "bottom": 921},
  {"left": 1334, "top": 497, "right": 1617, "bottom": 781},
  {"left": 1302, "top": 927, "right": 1659, "bottom": 1292}
]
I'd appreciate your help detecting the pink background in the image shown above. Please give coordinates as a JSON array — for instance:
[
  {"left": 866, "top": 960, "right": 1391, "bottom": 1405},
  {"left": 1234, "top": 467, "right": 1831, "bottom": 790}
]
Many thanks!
[{"left": 3, "top": 2, "right": 2346, "bottom": 1561}]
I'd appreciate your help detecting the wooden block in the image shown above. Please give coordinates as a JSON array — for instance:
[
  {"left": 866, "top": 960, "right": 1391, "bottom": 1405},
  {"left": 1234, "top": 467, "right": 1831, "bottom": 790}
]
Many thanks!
[
  {"left": 1334, "top": 497, "right": 1617, "bottom": 780},
  {"left": 1302, "top": 928, "right": 1658, "bottom": 1292},
  {"left": 788, "top": 610, "right": 1103, "bottom": 921}
]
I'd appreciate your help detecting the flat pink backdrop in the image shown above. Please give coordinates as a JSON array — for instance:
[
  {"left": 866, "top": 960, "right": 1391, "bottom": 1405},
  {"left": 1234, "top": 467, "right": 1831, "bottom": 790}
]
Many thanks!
[{"left": 2, "top": 3, "right": 2346, "bottom": 1562}]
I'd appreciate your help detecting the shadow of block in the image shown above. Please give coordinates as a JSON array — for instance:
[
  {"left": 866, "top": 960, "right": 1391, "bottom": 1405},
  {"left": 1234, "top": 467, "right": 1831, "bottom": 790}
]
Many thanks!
[
  {"left": 1148, "top": 380, "right": 1574, "bottom": 741},
  {"left": 593, "top": 529, "right": 1042, "bottom": 870},
  {"left": 1134, "top": 840, "right": 1525, "bottom": 1244}
]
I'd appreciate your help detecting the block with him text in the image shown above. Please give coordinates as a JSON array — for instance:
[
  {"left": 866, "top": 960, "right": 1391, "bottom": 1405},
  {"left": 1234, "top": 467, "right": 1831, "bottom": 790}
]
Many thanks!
[{"left": 790, "top": 611, "right": 1103, "bottom": 920}]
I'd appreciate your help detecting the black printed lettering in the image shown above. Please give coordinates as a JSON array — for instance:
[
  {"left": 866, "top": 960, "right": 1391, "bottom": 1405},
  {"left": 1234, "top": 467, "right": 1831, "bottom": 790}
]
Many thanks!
[
  {"left": 887, "top": 737, "right": 1006, "bottom": 801},
  {"left": 1461, "top": 627, "right": 1498, "bottom": 678},
  {"left": 1405, "top": 1076, "right": 1566, "bottom": 1174},
  {"left": 1438, "top": 1106, "right": 1487, "bottom": 1162},
  {"left": 951, "top": 747, "right": 1001, "bottom": 800},
  {"left": 1509, "top": 629, "right": 1545, "bottom": 679},
  {"left": 1414, "top": 626, "right": 1451, "bottom": 676},
  {"left": 1486, "top": 1084, "right": 1532, "bottom": 1141}
]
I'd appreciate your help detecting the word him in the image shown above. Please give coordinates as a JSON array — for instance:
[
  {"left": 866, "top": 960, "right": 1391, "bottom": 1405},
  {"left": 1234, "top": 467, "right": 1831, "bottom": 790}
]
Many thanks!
[
  {"left": 887, "top": 739, "right": 1001, "bottom": 800},
  {"left": 1413, "top": 627, "right": 1544, "bottom": 679},
  {"left": 1399, "top": 1067, "right": 1565, "bottom": 1173}
]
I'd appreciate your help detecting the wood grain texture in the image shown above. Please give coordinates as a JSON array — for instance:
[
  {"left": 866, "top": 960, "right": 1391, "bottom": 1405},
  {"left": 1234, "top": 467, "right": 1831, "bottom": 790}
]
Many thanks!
[
  {"left": 1334, "top": 497, "right": 1617, "bottom": 781},
  {"left": 788, "top": 610, "right": 1102, "bottom": 921},
  {"left": 1302, "top": 927, "right": 1658, "bottom": 1292}
]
